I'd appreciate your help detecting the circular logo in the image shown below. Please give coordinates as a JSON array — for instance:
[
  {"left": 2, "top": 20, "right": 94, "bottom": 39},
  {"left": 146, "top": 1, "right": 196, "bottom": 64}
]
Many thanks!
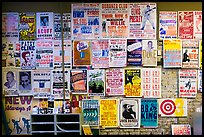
[{"left": 160, "top": 99, "right": 176, "bottom": 115}]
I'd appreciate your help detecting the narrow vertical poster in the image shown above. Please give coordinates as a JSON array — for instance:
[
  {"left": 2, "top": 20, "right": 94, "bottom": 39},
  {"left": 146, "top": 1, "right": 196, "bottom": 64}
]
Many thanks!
[
  {"left": 20, "top": 41, "right": 36, "bottom": 70},
  {"left": 142, "top": 68, "right": 161, "bottom": 98},
  {"left": 179, "top": 69, "right": 197, "bottom": 98},
  {"left": 119, "top": 98, "right": 140, "bottom": 128},
  {"left": 19, "top": 12, "right": 36, "bottom": 41},
  {"left": 33, "top": 70, "right": 51, "bottom": 98},
  {"left": 70, "top": 94, "right": 90, "bottom": 113},
  {"left": 163, "top": 39, "right": 182, "bottom": 68},
  {"left": 51, "top": 70, "right": 70, "bottom": 99},
  {"left": 92, "top": 40, "right": 109, "bottom": 68},
  {"left": 87, "top": 69, "right": 105, "bottom": 96},
  {"left": 193, "top": 11, "right": 202, "bottom": 39},
  {"left": 36, "top": 40, "right": 54, "bottom": 69},
  {"left": 54, "top": 13, "right": 62, "bottom": 40},
  {"left": 2, "top": 68, "right": 19, "bottom": 96},
  {"left": 171, "top": 124, "right": 191, "bottom": 135},
  {"left": 141, "top": 99, "right": 158, "bottom": 128},
  {"left": 63, "top": 13, "right": 71, "bottom": 40},
  {"left": 124, "top": 68, "right": 142, "bottom": 97},
  {"left": 182, "top": 39, "right": 199, "bottom": 68},
  {"left": 72, "top": 3, "right": 100, "bottom": 40},
  {"left": 70, "top": 69, "right": 87, "bottom": 94},
  {"left": 178, "top": 11, "right": 194, "bottom": 39},
  {"left": 4, "top": 96, "right": 33, "bottom": 135},
  {"left": 109, "top": 39, "right": 127, "bottom": 67},
  {"left": 100, "top": 3, "right": 129, "bottom": 38},
  {"left": 100, "top": 99, "right": 118, "bottom": 128},
  {"left": 127, "top": 39, "right": 142, "bottom": 66},
  {"left": 82, "top": 99, "right": 99, "bottom": 126},
  {"left": 199, "top": 40, "right": 202, "bottom": 69},
  {"left": 142, "top": 39, "right": 157, "bottom": 66},
  {"left": 106, "top": 68, "right": 124, "bottom": 96},
  {"left": 18, "top": 70, "right": 33, "bottom": 96},
  {"left": 128, "top": 3, "right": 156, "bottom": 39},
  {"left": 159, "top": 98, "right": 187, "bottom": 117},
  {"left": 2, "top": 12, "right": 19, "bottom": 42},
  {"left": 36, "top": 12, "right": 54, "bottom": 40},
  {"left": 159, "top": 11, "right": 177, "bottom": 39},
  {"left": 198, "top": 70, "right": 202, "bottom": 93},
  {"left": 73, "top": 40, "right": 91, "bottom": 66}
]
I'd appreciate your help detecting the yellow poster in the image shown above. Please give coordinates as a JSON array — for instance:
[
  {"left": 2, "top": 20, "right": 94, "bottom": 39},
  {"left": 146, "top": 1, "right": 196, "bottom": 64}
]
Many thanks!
[
  {"left": 199, "top": 40, "right": 202, "bottom": 69},
  {"left": 82, "top": 125, "right": 93, "bottom": 135},
  {"left": 124, "top": 68, "right": 142, "bottom": 97},
  {"left": 159, "top": 98, "right": 187, "bottom": 117},
  {"left": 100, "top": 99, "right": 118, "bottom": 128}
]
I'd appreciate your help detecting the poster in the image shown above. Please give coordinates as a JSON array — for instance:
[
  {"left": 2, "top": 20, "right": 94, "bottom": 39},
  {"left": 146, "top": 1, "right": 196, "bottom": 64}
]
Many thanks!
[
  {"left": 73, "top": 40, "right": 91, "bottom": 66},
  {"left": 20, "top": 41, "right": 36, "bottom": 70},
  {"left": 33, "top": 70, "right": 51, "bottom": 98},
  {"left": 4, "top": 96, "right": 33, "bottom": 135},
  {"left": 171, "top": 124, "right": 191, "bottom": 135},
  {"left": 36, "top": 40, "right": 54, "bottom": 69},
  {"left": 91, "top": 40, "right": 109, "bottom": 68},
  {"left": 2, "top": 12, "right": 19, "bottom": 42},
  {"left": 87, "top": 69, "right": 105, "bottom": 96},
  {"left": 128, "top": 3, "right": 156, "bottom": 39},
  {"left": 100, "top": 99, "right": 118, "bottom": 128},
  {"left": 124, "top": 68, "right": 142, "bottom": 97},
  {"left": 182, "top": 39, "right": 199, "bottom": 68},
  {"left": 82, "top": 99, "right": 99, "bottom": 125},
  {"left": 51, "top": 70, "right": 70, "bottom": 99},
  {"left": 119, "top": 98, "right": 140, "bottom": 128},
  {"left": 163, "top": 39, "right": 182, "bottom": 68},
  {"left": 53, "top": 40, "right": 72, "bottom": 69},
  {"left": 142, "top": 39, "right": 157, "bottom": 66},
  {"left": 19, "top": 12, "right": 36, "bottom": 41},
  {"left": 70, "top": 69, "right": 87, "bottom": 94},
  {"left": 2, "top": 41, "right": 21, "bottom": 68},
  {"left": 18, "top": 70, "right": 33, "bottom": 96},
  {"left": 106, "top": 68, "right": 124, "bottom": 96},
  {"left": 193, "top": 11, "right": 202, "bottom": 39},
  {"left": 142, "top": 68, "right": 161, "bottom": 98},
  {"left": 70, "top": 94, "right": 90, "bottom": 114},
  {"left": 72, "top": 3, "right": 100, "bottom": 40},
  {"left": 178, "top": 11, "right": 194, "bottom": 39},
  {"left": 179, "top": 69, "right": 197, "bottom": 98},
  {"left": 157, "top": 40, "right": 163, "bottom": 66},
  {"left": 199, "top": 40, "right": 202, "bottom": 69},
  {"left": 141, "top": 99, "right": 158, "bottom": 128},
  {"left": 198, "top": 70, "right": 202, "bottom": 92},
  {"left": 54, "top": 13, "right": 62, "bottom": 40},
  {"left": 127, "top": 39, "right": 142, "bottom": 66},
  {"left": 63, "top": 13, "right": 71, "bottom": 40},
  {"left": 2, "top": 68, "right": 19, "bottom": 96},
  {"left": 159, "top": 98, "right": 187, "bottom": 117},
  {"left": 36, "top": 12, "right": 54, "bottom": 40},
  {"left": 100, "top": 3, "right": 129, "bottom": 38},
  {"left": 109, "top": 39, "right": 127, "bottom": 67},
  {"left": 159, "top": 11, "right": 177, "bottom": 39}
]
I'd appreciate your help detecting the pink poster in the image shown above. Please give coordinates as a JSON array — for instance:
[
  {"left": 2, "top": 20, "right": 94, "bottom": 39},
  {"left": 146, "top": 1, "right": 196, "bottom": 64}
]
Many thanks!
[{"left": 194, "top": 11, "right": 202, "bottom": 39}]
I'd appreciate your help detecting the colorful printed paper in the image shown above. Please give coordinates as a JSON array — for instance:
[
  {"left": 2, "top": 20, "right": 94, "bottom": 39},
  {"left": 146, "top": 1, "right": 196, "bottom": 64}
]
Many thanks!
[{"left": 171, "top": 124, "right": 191, "bottom": 135}]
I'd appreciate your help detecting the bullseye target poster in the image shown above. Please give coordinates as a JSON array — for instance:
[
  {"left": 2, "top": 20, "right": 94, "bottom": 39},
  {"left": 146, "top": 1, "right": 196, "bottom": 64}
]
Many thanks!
[{"left": 158, "top": 98, "right": 187, "bottom": 117}]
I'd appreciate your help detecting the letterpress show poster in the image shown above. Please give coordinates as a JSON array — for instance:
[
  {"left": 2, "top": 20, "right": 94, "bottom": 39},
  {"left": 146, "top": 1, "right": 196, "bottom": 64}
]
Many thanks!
[
  {"left": 178, "top": 11, "right": 194, "bottom": 39},
  {"left": 63, "top": 13, "right": 71, "bottom": 40},
  {"left": 159, "top": 11, "right": 177, "bottom": 39},
  {"left": 193, "top": 11, "right": 202, "bottom": 39},
  {"left": 171, "top": 124, "right": 191, "bottom": 135},
  {"left": 198, "top": 70, "right": 202, "bottom": 93},
  {"left": 54, "top": 13, "right": 62, "bottom": 40},
  {"left": 36, "top": 12, "right": 54, "bottom": 40},
  {"left": 72, "top": 3, "right": 100, "bottom": 40},
  {"left": 100, "top": 3, "right": 129, "bottom": 38},
  {"left": 128, "top": 3, "right": 156, "bottom": 39}
]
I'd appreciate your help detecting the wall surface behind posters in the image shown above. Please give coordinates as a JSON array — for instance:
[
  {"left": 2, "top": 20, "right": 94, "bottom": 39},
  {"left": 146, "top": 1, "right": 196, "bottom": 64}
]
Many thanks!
[{"left": 2, "top": 2, "right": 202, "bottom": 135}]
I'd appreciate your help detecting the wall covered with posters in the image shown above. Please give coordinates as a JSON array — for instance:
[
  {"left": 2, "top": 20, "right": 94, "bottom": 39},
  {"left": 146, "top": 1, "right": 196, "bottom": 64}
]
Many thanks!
[{"left": 2, "top": 2, "right": 202, "bottom": 135}]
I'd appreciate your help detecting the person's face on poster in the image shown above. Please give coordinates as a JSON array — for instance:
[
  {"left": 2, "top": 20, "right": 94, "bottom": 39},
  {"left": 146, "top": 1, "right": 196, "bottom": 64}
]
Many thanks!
[
  {"left": 25, "top": 52, "right": 31, "bottom": 62},
  {"left": 21, "top": 75, "right": 30, "bottom": 88},
  {"left": 6, "top": 72, "right": 14, "bottom": 83}
]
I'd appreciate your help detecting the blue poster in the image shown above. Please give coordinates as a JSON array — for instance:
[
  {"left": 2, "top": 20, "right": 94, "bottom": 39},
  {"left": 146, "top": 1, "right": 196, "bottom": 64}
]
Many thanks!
[
  {"left": 141, "top": 99, "right": 158, "bottom": 128},
  {"left": 127, "top": 39, "right": 142, "bottom": 66},
  {"left": 82, "top": 99, "right": 99, "bottom": 126}
]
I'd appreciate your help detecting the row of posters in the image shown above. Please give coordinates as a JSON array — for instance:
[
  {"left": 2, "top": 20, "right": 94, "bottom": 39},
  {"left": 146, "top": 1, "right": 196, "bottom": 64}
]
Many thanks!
[
  {"left": 2, "top": 39, "right": 202, "bottom": 69},
  {"left": 2, "top": 8, "right": 202, "bottom": 41},
  {"left": 2, "top": 68, "right": 201, "bottom": 98}
]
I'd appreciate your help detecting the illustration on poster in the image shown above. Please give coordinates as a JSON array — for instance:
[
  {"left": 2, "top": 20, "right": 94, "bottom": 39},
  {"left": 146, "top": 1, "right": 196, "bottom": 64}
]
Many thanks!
[
  {"left": 141, "top": 5, "right": 156, "bottom": 30},
  {"left": 4, "top": 71, "right": 17, "bottom": 89}
]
